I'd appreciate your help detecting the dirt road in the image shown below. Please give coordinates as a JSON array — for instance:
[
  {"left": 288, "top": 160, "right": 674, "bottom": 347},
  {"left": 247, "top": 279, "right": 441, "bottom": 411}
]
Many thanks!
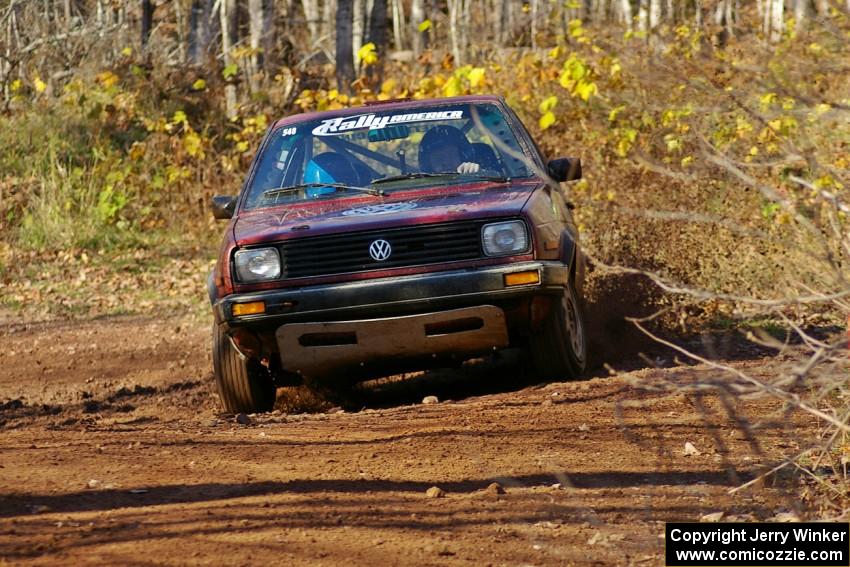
[{"left": 0, "top": 314, "right": 810, "bottom": 566}]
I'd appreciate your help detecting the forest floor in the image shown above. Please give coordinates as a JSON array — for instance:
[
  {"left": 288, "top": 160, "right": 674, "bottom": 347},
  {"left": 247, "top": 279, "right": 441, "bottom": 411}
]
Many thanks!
[{"left": 0, "top": 312, "right": 818, "bottom": 566}]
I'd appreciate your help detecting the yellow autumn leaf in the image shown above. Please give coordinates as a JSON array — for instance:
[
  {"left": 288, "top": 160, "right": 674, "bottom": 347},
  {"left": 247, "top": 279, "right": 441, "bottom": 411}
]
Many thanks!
[
  {"left": 608, "top": 105, "right": 625, "bottom": 122},
  {"left": 183, "top": 131, "right": 203, "bottom": 157},
  {"left": 121, "top": 47, "right": 133, "bottom": 57},
  {"left": 610, "top": 59, "right": 622, "bottom": 77},
  {"left": 357, "top": 42, "right": 378, "bottom": 66},
  {"left": 467, "top": 67, "right": 485, "bottom": 88},
  {"left": 442, "top": 76, "right": 463, "bottom": 97},
  {"left": 538, "top": 95, "right": 558, "bottom": 114},
  {"left": 96, "top": 71, "right": 120, "bottom": 88},
  {"left": 172, "top": 110, "right": 188, "bottom": 125},
  {"left": 418, "top": 19, "right": 432, "bottom": 32},
  {"left": 815, "top": 103, "right": 831, "bottom": 115},
  {"left": 539, "top": 111, "right": 556, "bottom": 130},
  {"left": 380, "top": 79, "right": 396, "bottom": 95},
  {"left": 192, "top": 79, "right": 207, "bottom": 91},
  {"left": 574, "top": 81, "right": 597, "bottom": 101},
  {"left": 34, "top": 76, "right": 47, "bottom": 93},
  {"left": 10, "top": 79, "right": 22, "bottom": 92}
]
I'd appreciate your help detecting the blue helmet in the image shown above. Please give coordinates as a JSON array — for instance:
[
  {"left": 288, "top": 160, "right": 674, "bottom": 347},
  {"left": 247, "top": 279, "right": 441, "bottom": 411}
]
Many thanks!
[{"left": 303, "top": 152, "right": 359, "bottom": 198}]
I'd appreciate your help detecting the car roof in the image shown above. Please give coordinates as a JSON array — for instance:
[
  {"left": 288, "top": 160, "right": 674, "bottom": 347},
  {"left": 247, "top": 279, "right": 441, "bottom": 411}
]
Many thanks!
[{"left": 272, "top": 94, "right": 507, "bottom": 130}]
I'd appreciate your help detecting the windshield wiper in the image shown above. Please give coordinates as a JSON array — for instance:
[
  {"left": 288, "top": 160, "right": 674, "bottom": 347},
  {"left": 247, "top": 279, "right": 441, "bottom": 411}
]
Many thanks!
[
  {"left": 373, "top": 172, "right": 511, "bottom": 185},
  {"left": 372, "top": 172, "right": 460, "bottom": 184},
  {"left": 262, "top": 183, "right": 384, "bottom": 199}
]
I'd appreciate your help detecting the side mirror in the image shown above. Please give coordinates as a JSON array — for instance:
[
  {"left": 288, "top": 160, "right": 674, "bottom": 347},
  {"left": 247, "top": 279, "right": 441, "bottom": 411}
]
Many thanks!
[
  {"left": 211, "top": 195, "right": 237, "bottom": 220},
  {"left": 547, "top": 157, "right": 582, "bottom": 182}
]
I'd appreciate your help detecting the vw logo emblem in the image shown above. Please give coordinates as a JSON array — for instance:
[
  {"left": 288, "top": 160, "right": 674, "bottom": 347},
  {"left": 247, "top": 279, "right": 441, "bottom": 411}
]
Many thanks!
[{"left": 369, "top": 239, "right": 392, "bottom": 261}]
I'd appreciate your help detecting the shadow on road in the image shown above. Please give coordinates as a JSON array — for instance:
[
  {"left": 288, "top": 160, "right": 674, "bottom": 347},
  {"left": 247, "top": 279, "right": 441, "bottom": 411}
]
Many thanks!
[{"left": 0, "top": 469, "right": 752, "bottom": 519}]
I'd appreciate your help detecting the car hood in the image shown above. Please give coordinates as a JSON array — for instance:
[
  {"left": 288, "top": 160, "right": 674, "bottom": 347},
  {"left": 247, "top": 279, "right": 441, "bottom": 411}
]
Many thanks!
[{"left": 232, "top": 180, "right": 542, "bottom": 246}]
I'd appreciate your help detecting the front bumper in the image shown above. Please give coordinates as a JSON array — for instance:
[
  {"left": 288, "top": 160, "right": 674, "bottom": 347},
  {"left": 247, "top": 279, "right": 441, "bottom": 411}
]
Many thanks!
[
  {"left": 277, "top": 305, "right": 511, "bottom": 377},
  {"left": 214, "top": 261, "right": 570, "bottom": 328}
]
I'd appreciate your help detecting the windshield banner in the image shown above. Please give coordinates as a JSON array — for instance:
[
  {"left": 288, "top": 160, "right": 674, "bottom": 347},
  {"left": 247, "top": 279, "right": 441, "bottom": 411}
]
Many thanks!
[{"left": 312, "top": 110, "right": 464, "bottom": 136}]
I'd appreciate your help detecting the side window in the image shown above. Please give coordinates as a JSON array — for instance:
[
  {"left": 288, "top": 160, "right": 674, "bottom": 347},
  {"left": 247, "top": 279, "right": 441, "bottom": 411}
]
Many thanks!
[
  {"left": 245, "top": 131, "right": 304, "bottom": 208},
  {"left": 466, "top": 105, "right": 530, "bottom": 177}
]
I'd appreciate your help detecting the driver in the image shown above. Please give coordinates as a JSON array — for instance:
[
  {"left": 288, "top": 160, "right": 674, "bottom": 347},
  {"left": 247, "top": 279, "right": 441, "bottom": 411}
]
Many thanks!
[
  {"left": 303, "top": 152, "right": 360, "bottom": 198},
  {"left": 418, "top": 125, "right": 480, "bottom": 174}
]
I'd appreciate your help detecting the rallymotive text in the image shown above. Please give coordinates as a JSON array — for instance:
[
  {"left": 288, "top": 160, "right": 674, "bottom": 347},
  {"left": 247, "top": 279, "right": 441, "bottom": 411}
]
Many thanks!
[
  {"left": 312, "top": 110, "right": 464, "bottom": 136},
  {"left": 665, "top": 523, "right": 849, "bottom": 567}
]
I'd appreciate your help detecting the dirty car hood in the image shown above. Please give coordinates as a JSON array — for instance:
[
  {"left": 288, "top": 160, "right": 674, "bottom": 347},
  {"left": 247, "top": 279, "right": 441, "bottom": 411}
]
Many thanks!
[{"left": 233, "top": 180, "right": 541, "bottom": 246}]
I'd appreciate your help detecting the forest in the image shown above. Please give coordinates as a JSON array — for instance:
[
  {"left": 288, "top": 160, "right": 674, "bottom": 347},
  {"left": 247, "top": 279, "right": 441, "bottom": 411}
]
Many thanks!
[{"left": 2, "top": 0, "right": 847, "bottom": 318}]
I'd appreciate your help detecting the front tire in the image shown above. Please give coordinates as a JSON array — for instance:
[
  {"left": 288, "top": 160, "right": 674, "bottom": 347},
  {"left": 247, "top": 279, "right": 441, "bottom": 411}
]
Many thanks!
[
  {"left": 212, "top": 324, "right": 276, "bottom": 413},
  {"left": 530, "top": 283, "right": 587, "bottom": 380}
]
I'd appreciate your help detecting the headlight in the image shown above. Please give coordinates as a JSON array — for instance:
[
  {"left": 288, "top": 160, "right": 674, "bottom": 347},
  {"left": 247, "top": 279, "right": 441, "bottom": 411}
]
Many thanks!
[
  {"left": 481, "top": 221, "right": 529, "bottom": 256},
  {"left": 234, "top": 248, "right": 281, "bottom": 282}
]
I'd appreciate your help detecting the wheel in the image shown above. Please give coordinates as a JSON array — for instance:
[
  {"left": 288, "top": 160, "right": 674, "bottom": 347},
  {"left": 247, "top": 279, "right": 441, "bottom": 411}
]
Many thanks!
[
  {"left": 212, "top": 324, "right": 277, "bottom": 413},
  {"left": 529, "top": 282, "right": 587, "bottom": 380}
]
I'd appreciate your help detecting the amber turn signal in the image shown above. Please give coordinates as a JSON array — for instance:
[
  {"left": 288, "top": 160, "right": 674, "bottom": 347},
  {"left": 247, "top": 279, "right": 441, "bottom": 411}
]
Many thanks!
[
  {"left": 504, "top": 270, "right": 540, "bottom": 287},
  {"left": 232, "top": 301, "right": 266, "bottom": 316}
]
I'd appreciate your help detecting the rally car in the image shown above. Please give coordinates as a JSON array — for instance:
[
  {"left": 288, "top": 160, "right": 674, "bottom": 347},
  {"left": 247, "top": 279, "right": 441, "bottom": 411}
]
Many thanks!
[{"left": 209, "top": 95, "right": 586, "bottom": 413}]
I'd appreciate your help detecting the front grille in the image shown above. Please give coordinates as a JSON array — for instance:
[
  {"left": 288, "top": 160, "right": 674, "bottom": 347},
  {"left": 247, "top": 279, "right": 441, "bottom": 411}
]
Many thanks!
[{"left": 280, "top": 220, "right": 491, "bottom": 279}]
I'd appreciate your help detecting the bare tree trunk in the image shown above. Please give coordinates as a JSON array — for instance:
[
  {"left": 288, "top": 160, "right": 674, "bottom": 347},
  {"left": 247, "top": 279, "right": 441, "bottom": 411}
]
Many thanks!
[
  {"left": 366, "top": 0, "right": 386, "bottom": 80},
  {"left": 336, "top": 0, "right": 355, "bottom": 92},
  {"left": 248, "top": 0, "right": 263, "bottom": 91},
  {"left": 461, "top": 0, "right": 470, "bottom": 57},
  {"left": 530, "top": 0, "right": 538, "bottom": 49},
  {"left": 2, "top": 9, "right": 9, "bottom": 107},
  {"left": 506, "top": 0, "right": 515, "bottom": 45},
  {"left": 247, "top": 0, "right": 274, "bottom": 81},
  {"left": 725, "top": 0, "right": 735, "bottom": 35},
  {"left": 188, "top": 0, "right": 217, "bottom": 65},
  {"left": 638, "top": 0, "right": 648, "bottom": 32},
  {"left": 761, "top": 0, "right": 770, "bottom": 39},
  {"left": 596, "top": 0, "right": 608, "bottom": 23},
  {"left": 322, "top": 0, "right": 336, "bottom": 50},
  {"left": 62, "top": 0, "right": 71, "bottom": 29},
  {"left": 447, "top": 0, "right": 460, "bottom": 63},
  {"left": 410, "top": 0, "right": 424, "bottom": 55},
  {"left": 619, "top": 0, "right": 633, "bottom": 29},
  {"left": 694, "top": 0, "right": 702, "bottom": 28},
  {"left": 262, "top": 0, "right": 275, "bottom": 63},
  {"left": 649, "top": 0, "right": 661, "bottom": 30},
  {"left": 765, "top": 0, "right": 784, "bottom": 41},
  {"left": 391, "top": 0, "right": 405, "bottom": 50},
  {"left": 353, "top": 0, "right": 364, "bottom": 65},
  {"left": 491, "top": 0, "right": 504, "bottom": 45},
  {"left": 301, "top": 0, "right": 319, "bottom": 46},
  {"left": 220, "top": 0, "right": 238, "bottom": 118},
  {"left": 140, "top": 0, "right": 153, "bottom": 49},
  {"left": 174, "top": 0, "right": 187, "bottom": 63}
]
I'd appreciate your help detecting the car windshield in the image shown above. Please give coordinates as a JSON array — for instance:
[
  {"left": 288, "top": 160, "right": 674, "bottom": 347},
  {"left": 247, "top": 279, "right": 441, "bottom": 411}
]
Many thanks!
[{"left": 242, "top": 102, "right": 535, "bottom": 209}]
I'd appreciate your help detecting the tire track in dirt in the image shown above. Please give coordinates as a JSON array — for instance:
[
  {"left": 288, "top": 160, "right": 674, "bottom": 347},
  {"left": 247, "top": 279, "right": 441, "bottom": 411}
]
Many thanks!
[{"left": 0, "top": 315, "right": 812, "bottom": 566}]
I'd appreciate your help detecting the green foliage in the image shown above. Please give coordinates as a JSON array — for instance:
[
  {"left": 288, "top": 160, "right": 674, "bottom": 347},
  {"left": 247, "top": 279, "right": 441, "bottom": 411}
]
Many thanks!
[{"left": 222, "top": 64, "right": 239, "bottom": 80}]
